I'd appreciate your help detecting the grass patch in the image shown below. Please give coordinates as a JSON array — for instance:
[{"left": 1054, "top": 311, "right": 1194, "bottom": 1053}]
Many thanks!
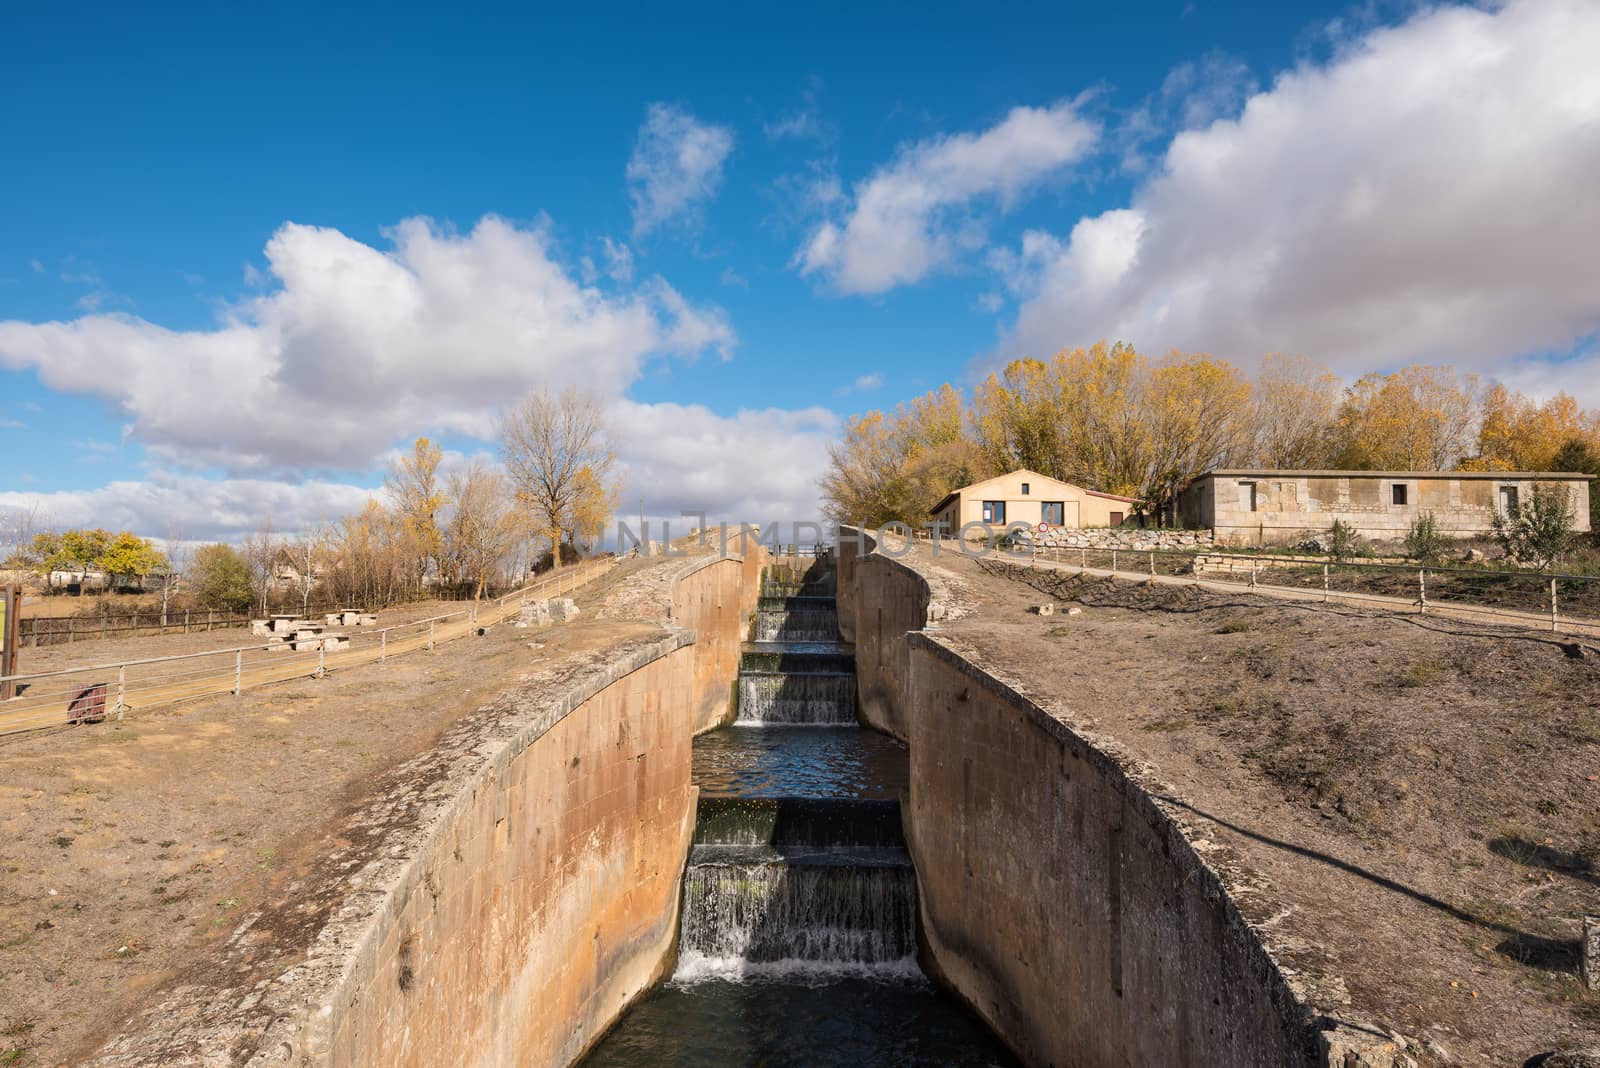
[
  {"left": 1215, "top": 619, "right": 1257, "bottom": 634},
  {"left": 1398, "top": 657, "right": 1447, "bottom": 688}
]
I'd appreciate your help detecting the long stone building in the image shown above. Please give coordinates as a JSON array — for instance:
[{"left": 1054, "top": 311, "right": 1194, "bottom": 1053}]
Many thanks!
[{"left": 1177, "top": 469, "right": 1594, "bottom": 547}]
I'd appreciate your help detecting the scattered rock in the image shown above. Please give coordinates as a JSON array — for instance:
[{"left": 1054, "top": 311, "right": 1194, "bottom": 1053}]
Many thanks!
[
  {"left": 1065, "top": 606, "right": 1083, "bottom": 616},
  {"left": 549, "top": 598, "right": 580, "bottom": 623},
  {"left": 1532, "top": 1051, "right": 1600, "bottom": 1068},
  {"left": 1030, "top": 604, "right": 1054, "bottom": 616}
]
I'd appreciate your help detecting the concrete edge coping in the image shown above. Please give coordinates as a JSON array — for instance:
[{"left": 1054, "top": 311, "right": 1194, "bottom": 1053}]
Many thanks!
[{"left": 907, "top": 628, "right": 1370, "bottom": 1062}]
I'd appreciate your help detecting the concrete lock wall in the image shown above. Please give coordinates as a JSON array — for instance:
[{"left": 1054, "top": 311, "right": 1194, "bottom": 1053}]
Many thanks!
[
  {"left": 297, "top": 553, "right": 758, "bottom": 1068},
  {"left": 837, "top": 530, "right": 929, "bottom": 742},
  {"left": 672, "top": 548, "right": 767, "bottom": 733},
  {"left": 906, "top": 634, "right": 1311, "bottom": 1068},
  {"left": 838, "top": 531, "right": 1322, "bottom": 1066}
]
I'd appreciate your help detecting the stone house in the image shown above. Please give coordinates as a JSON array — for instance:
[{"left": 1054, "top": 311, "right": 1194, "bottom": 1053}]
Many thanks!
[
  {"left": 929, "top": 469, "right": 1137, "bottom": 538},
  {"left": 1177, "top": 469, "right": 1594, "bottom": 547}
]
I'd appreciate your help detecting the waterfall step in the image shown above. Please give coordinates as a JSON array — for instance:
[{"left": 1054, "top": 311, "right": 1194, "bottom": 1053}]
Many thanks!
[
  {"left": 693, "top": 797, "right": 905, "bottom": 850},
  {"left": 750, "top": 607, "right": 840, "bottom": 643},
  {"left": 735, "top": 670, "right": 855, "bottom": 726},
  {"left": 675, "top": 850, "right": 918, "bottom": 980},
  {"left": 739, "top": 646, "right": 855, "bottom": 674}
]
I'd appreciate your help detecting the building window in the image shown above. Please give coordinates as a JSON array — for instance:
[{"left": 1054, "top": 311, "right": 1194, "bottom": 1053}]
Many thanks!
[
  {"left": 1020, "top": 482, "right": 1030, "bottom": 495},
  {"left": 982, "top": 500, "right": 1006, "bottom": 524},
  {"left": 1240, "top": 482, "right": 1257, "bottom": 511},
  {"left": 1392, "top": 484, "right": 1408, "bottom": 506},
  {"left": 1041, "top": 501, "right": 1064, "bottom": 525},
  {"left": 1109, "top": 511, "right": 1124, "bottom": 526},
  {"left": 1498, "top": 485, "right": 1519, "bottom": 515}
]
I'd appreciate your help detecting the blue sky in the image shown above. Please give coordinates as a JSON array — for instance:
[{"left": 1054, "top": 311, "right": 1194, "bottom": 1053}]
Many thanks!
[{"left": 3, "top": 1, "right": 1598, "bottom": 538}]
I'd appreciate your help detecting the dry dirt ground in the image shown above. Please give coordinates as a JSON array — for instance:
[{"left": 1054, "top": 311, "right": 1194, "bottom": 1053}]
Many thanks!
[
  {"left": 0, "top": 560, "right": 668, "bottom": 1067},
  {"left": 920, "top": 546, "right": 1599, "bottom": 1066}
]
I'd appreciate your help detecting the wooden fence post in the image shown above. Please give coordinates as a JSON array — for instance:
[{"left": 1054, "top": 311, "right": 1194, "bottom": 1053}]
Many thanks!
[
  {"left": 1323, "top": 563, "right": 1330, "bottom": 603},
  {"left": 116, "top": 664, "right": 126, "bottom": 720},
  {"left": 1551, "top": 577, "right": 1559, "bottom": 633},
  {"left": 234, "top": 650, "right": 243, "bottom": 696},
  {"left": 1419, "top": 569, "right": 1427, "bottom": 614}
]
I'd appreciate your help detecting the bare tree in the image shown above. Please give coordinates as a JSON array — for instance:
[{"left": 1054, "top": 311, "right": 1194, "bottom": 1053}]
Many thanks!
[
  {"left": 242, "top": 521, "right": 278, "bottom": 615},
  {"left": 443, "top": 460, "right": 517, "bottom": 600},
  {"left": 1250, "top": 353, "right": 1343, "bottom": 468},
  {"left": 500, "top": 388, "right": 618, "bottom": 570},
  {"left": 0, "top": 504, "right": 43, "bottom": 570},
  {"left": 157, "top": 527, "right": 191, "bottom": 626}
]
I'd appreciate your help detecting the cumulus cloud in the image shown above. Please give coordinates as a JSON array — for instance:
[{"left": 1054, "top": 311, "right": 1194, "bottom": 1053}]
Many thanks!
[
  {"left": 999, "top": 0, "right": 1600, "bottom": 386},
  {"left": 797, "top": 101, "right": 1098, "bottom": 295},
  {"left": 627, "top": 103, "right": 736, "bottom": 236},
  {"left": 0, "top": 472, "right": 376, "bottom": 542},
  {"left": 610, "top": 399, "right": 837, "bottom": 525},
  {"left": 0, "top": 215, "right": 734, "bottom": 474}
]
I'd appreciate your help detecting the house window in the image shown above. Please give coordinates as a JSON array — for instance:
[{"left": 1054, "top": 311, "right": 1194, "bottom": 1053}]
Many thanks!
[
  {"left": 1498, "top": 485, "right": 1519, "bottom": 515},
  {"left": 982, "top": 500, "right": 1006, "bottom": 524},
  {"left": 1240, "top": 482, "right": 1257, "bottom": 511},
  {"left": 1041, "top": 501, "right": 1064, "bottom": 525},
  {"left": 1109, "top": 511, "right": 1125, "bottom": 526},
  {"left": 1020, "top": 482, "right": 1030, "bottom": 495},
  {"left": 1392, "top": 484, "right": 1408, "bottom": 506}
]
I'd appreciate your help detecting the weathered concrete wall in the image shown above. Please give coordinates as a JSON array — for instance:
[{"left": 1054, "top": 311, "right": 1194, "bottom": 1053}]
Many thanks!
[
  {"left": 837, "top": 536, "right": 1344, "bottom": 1066},
  {"left": 837, "top": 530, "right": 931, "bottom": 742},
  {"left": 905, "top": 633, "right": 1313, "bottom": 1067},
  {"left": 91, "top": 551, "right": 762, "bottom": 1067},
  {"left": 323, "top": 637, "right": 699, "bottom": 1067},
  {"left": 672, "top": 549, "right": 766, "bottom": 733}
]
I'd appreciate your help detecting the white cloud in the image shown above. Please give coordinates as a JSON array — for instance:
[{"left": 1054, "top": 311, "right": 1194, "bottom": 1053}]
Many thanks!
[
  {"left": 797, "top": 101, "right": 1099, "bottom": 295},
  {"left": 0, "top": 472, "right": 376, "bottom": 543},
  {"left": 0, "top": 398, "right": 838, "bottom": 543},
  {"left": 0, "top": 215, "right": 735, "bottom": 474},
  {"left": 833, "top": 372, "right": 885, "bottom": 397},
  {"left": 627, "top": 103, "right": 735, "bottom": 236},
  {"left": 611, "top": 399, "right": 837, "bottom": 524},
  {"left": 999, "top": 0, "right": 1600, "bottom": 389}
]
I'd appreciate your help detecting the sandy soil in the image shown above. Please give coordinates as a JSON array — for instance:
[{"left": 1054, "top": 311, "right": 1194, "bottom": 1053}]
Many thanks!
[
  {"left": 0, "top": 560, "right": 663, "bottom": 1066},
  {"left": 915, "top": 546, "right": 1599, "bottom": 1066}
]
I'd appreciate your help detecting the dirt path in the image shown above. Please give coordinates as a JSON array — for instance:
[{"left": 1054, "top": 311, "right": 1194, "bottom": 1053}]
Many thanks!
[
  {"left": 916, "top": 547, "right": 1599, "bottom": 1065},
  {"left": 0, "top": 557, "right": 655, "bottom": 1066}
]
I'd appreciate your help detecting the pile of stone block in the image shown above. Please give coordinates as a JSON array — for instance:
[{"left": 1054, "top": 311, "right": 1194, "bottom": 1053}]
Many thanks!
[
  {"left": 512, "top": 598, "right": 580, "bottom": 627},
  {"left": 323, "top": 610, "right": 378, "bottom": 627},
  {"left": 253, "top": 615, "right": 350, "bottom": 652}
]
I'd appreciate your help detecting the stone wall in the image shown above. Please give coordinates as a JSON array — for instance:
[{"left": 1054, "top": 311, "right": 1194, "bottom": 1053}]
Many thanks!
[{"left": 1013, "top": 526, "right": 1213, "bottom": 551}]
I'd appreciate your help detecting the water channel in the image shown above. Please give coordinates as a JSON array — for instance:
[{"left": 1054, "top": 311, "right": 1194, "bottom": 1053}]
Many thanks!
[{"left": 581, "top": 556, "right": 1016, "bottom": 1067}]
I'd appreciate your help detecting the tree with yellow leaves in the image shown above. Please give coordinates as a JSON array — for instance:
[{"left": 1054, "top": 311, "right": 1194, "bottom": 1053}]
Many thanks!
[
  {"left": 1332, "top": 365, "right": 1482, "bottom": 470},
  {"left": 1467, "top": 384, "right": 1599, "bottom": 471},
  {"left": 385, "top": 436, "right": 445, "bottom": 593}
]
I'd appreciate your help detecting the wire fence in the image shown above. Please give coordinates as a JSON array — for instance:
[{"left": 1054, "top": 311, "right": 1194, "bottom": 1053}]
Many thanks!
[
  {"left": 996, "top": 543, "right": 1600, "bottom": 637},
  {"left": 0, "top": 558, "right": 616, "bottom": 738}
]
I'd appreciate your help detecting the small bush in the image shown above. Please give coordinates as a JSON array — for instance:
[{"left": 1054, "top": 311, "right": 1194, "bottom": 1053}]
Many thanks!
[
  {"left": 1327, "top": 519, "right": 1365, "bottom": 561},
  {"left": 1491, "top": 484, "right": 1576, "bottom": 570},
  {"left": 1403, "top": 512, "right": 1447, "bottom": 565}
]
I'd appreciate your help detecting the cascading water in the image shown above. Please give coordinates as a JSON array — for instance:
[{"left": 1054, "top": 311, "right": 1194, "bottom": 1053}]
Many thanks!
[
  {"left": 735, "top": 671, "right": 855, "bottom": 725},
  {"left": 581, "top": 552, "right": 1017, "bottom": 1067}
]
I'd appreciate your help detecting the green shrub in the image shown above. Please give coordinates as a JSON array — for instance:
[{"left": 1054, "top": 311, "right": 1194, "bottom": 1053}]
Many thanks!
[
  {"left": 1328, "top": 519, "right": 1364, "bottom": 561},
  {"left": 1403, "top": 512, "right": 1446, "bottom": 565},
  {"left": 1491, "top": 484, "right": 1576, "bottom": 570}
]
